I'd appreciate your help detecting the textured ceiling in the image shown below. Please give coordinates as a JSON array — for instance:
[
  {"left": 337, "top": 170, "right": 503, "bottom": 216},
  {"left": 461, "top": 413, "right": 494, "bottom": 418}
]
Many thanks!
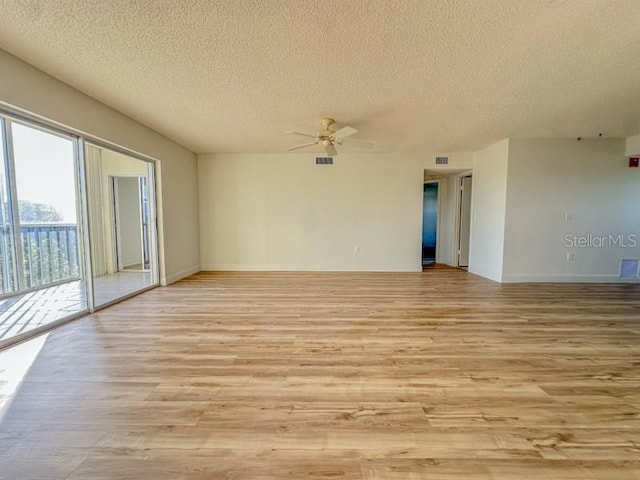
[{"left": 1, "top": 0, "right": 639, "bottom": 154}]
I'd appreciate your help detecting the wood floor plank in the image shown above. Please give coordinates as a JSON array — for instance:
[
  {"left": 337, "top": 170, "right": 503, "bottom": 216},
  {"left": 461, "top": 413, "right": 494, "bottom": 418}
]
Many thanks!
[{"left": 0, "top": 268, "right": 639, "bottom": 479}]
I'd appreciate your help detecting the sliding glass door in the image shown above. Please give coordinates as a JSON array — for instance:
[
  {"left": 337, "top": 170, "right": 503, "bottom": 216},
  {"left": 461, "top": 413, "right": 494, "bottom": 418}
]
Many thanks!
[
  {"left": 11, "top": 123, "right": 81, "bottom": 289},
  {"left": 0, "top": 121, "right": 17, "bottom": 295},
  {"left": 0, "top": 117, "right": 88, "bottom": 343},
  {"left": 0, "top": 110, "right": 160, "bottom": 347},
  {"left": 85, "top": 143, "right": 158, "bottom": 308}
]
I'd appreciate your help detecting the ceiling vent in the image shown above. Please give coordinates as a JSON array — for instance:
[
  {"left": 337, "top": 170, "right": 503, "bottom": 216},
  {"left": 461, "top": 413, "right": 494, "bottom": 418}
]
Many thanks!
[
  {"left": 435, "top": 156, "right": 449, "bottom": 165},
  {"left": 316, "top": 157, "right": 334, "bottom": 165}
]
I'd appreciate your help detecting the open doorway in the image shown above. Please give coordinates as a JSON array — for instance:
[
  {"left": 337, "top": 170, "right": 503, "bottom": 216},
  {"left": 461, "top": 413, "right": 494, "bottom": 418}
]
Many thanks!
[
  {"left": 422, "top": 181, "right": 439, "bottom": 267},
  {"left": 111, "top": 176, "right": 150, "bottom": 272},
  {"left": 422, "top": 169, "right": 473, "bottom": 271}
]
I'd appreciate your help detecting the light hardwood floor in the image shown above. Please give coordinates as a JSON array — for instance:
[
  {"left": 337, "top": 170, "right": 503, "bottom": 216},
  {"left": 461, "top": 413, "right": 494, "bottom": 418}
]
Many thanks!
[{"left": 1, "top": 268, "right": 640, "bottom": 479}]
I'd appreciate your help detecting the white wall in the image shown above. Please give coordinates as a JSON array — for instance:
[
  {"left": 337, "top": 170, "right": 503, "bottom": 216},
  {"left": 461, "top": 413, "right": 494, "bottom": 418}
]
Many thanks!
[
  {"left": 627, "top": 133, "right": 640, "bottom": 156},
  {"left": 199, "top": 152, "right": 472, "bottom": 271},
  {"left": 503, "top": 138, "right": 640, "bottom": 282},
  {"left": 468, "top": 139, "right": 509, "bottom": 282},
  {"left": 0, "top": 50, "right": 200, "bottom": 284},
  {"left": 424, "top": 154, "right": 474, "bottom": 172}
]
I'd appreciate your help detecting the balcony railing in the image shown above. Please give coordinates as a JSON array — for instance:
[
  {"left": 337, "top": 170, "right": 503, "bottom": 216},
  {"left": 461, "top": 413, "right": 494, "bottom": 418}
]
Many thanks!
[{"left": 0, "top": 224, "right": 80, "bottom": 293}]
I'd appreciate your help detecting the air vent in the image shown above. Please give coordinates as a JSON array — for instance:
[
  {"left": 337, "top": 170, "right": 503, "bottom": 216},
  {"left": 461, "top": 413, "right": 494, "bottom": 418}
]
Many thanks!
[
  {"left": 435, "top": 156, "right": 449, "bottom": 165},
  {"left": 316, "top": 157, "right": 334, "bottom": 165}
]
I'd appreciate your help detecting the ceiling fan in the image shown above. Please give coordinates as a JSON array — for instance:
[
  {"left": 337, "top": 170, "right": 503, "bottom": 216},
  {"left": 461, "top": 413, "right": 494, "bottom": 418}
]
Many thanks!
[{"left": 286, "top": 118, "right": 374, "bottom": 156}]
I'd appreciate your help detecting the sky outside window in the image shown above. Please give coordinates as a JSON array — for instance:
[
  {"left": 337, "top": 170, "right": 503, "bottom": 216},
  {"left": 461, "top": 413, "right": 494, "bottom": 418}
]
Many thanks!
[{"left": 11, "top": 123, "right": 77, "bottom": 223}]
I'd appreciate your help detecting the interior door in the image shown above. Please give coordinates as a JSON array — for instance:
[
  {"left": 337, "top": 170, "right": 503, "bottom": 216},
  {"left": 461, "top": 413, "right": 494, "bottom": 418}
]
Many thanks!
[{"left": 458, "top": 176, "right": 472, "bottom": 267}]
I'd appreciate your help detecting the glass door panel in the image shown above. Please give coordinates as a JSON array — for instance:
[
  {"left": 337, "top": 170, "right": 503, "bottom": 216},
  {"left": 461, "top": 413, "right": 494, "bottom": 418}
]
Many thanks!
[
  {"left": 0, "top": 121, "right": 17, "bottom": 295},
  {"left": 85, "top": 143, "right": 158, "bottom": 308},
  {"left": 11, "top": 123, "right": 81, "bottom": 289},
  {"left": 0, "top": 120, "right": 88, "bottom": 345}
]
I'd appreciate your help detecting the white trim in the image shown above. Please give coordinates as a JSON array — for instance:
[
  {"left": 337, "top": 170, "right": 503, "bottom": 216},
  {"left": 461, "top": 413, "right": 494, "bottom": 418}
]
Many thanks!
[
  {"left": 77, "top": 138, "right": 95, "bottom": 312},
  {"left": 501, "top": 273, "right": 640, "bottom": 283},
  {"left": 163, "top": 264, "right": 201, "bottom": 285},
  {"left": 200, "top": 264, "right": 422, "bottom": 272}
]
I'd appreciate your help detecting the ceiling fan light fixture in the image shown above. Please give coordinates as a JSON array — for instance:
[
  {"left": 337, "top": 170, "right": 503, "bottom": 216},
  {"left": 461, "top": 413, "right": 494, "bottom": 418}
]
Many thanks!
[{"left": 286, "top": 118, "right": 373, "bottom": 155}]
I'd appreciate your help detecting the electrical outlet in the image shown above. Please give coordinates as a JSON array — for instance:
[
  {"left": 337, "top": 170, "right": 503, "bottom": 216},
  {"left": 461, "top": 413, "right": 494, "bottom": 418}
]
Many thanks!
[
  {"left": 354, "top": 246, "right": 360, "bottom": 254},
  {"left": 567, "top": 252, "right": 575, "bottom": 261}
]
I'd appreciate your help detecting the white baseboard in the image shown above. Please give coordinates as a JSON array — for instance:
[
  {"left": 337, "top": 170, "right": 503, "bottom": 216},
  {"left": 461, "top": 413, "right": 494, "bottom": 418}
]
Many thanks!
[
  {"left": 200, "top": 264, "right": 422, "bottom": 272},
  {"left": 162, "top": 264, "right": 201, "bottom": 285},
  {"left": 501, "top": 273, "right": 640, "bottom": 283}
]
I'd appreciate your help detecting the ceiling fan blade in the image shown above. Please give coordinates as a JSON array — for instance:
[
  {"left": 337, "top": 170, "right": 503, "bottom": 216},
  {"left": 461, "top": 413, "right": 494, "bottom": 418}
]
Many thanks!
[
  {"left": 286, "top": 131, "right": 317, "bottom": 139},
  {"left": 325, "top": 143, "right": 338, "bottom": 156},
  {"left": 288, "top": 141, "right": 318, "bottom": 151},
  {"left": 340, "top": 138, "right": 375, "bottom": 149},
  {"left": 331, "top": 126, "right": 357, "bottom": 140}
]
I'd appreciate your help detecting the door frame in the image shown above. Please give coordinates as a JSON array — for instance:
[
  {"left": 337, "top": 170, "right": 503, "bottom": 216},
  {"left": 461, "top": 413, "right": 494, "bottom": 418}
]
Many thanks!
[{"left": 453, "top": 172, "right": 473, "bottom": 268}]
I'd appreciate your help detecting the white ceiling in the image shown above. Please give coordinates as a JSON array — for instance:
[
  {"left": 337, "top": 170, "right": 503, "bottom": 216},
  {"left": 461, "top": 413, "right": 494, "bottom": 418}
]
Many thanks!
[{"left": 1, "top": 0, "right": 639, "bottom": 154}]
